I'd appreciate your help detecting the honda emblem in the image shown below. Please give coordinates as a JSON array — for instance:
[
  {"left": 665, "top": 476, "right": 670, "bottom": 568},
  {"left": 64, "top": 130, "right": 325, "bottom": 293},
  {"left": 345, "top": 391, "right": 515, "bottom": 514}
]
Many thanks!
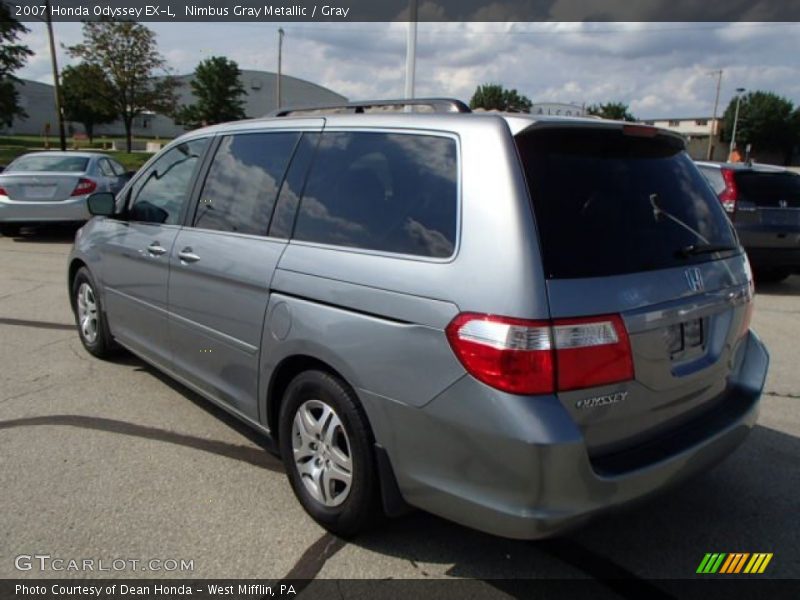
[
  {"left": 778, "top": 199, "right": 788, "bottom": 208},
  {"left": 686, "top": 268, "right": 704, "bottom": 292}
]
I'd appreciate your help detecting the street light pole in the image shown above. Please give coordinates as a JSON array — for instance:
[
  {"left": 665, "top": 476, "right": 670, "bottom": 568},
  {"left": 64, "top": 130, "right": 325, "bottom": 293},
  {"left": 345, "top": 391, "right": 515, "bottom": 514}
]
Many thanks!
[
  {"left": 276, "top": 28, "right": 285, "bottom": 110},
  {"left": 44, "top": 0, "right": 66, "bottom": 151},
  {"left": 404, "top": 0, "right": 417, "bottom": 102},
  {"left": 729, "top": 87, "right": 746, "bottom": 158},
  {"left": 706, "top": 69, "right": 722, "bottom": 160}
]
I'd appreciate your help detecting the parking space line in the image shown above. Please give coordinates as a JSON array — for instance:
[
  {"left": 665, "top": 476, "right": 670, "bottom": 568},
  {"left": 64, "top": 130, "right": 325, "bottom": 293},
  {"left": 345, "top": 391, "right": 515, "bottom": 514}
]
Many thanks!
[
  {"left": 0, "top": 414, "right": 282, "bottom": 471},
  {"left": 0, "top": 317, "right": 75, "bottom": 331},
  {"left": 535, "top": 539, "right": 677, "bottom": 600}
]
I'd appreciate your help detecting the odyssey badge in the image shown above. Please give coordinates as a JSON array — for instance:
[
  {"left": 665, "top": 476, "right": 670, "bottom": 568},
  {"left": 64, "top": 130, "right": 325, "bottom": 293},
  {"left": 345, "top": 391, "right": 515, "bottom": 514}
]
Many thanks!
[{"left": 575, "top": 391, "right": 629, "bottom": 409}]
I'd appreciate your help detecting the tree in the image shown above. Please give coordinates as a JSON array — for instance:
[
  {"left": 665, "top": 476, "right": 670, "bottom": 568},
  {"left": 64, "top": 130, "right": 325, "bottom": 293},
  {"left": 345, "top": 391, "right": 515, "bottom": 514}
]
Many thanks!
[
  {"left": 721, "top": 91, "right": 799, "bottom": 165},
  {"left": 586, "top": 101, "right": 636, "bottom": 122},
  {"left": 0, "top": 4, "right": 33, "bottom": 127},
  {"left": 469, "top": 84, "right": 532, "bottom": 113},
  {"left": 61, "top": 64, "right": 117, "bottom": 142},
  {"left": 176, "top": 56, "right": 247, "bottom": 129},
  {"left": 67, "top": 20, "right": 178, "bottom": 152}
]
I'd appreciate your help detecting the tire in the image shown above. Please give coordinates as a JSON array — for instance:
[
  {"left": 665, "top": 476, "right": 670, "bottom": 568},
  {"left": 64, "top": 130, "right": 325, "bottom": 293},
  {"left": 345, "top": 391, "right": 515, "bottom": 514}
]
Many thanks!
[
  {"left": 0, "top": 223, "right": 21, "bottom": 237},
  {"left": 756, "top": 268, "right": 791, "bottom": 284},
  {"left": 71, "top": 267, "right": 118, "bottom": 358},
  {"left": 279, "top": 370, "right": 380, "bottom": 537}
]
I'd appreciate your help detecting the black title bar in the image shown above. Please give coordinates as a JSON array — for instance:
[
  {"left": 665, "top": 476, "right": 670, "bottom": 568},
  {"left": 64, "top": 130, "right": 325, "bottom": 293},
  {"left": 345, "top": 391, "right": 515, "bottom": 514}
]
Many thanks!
[{"left": 5, "top": 0, "right": 800, "bottom": 22}]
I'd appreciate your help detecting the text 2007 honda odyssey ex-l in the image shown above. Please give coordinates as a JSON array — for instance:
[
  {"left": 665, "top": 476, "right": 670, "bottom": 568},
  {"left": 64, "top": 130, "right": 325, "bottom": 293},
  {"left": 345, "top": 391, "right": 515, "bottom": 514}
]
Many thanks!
[{"left": 68, "top": 99, "right": 768, "bottom": 538}]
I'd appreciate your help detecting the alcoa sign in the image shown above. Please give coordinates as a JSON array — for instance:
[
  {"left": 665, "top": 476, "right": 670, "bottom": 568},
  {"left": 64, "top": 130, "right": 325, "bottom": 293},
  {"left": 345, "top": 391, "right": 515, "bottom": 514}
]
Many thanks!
[{"left": 530, "top": 103, "right": 586, "bottom": 117}]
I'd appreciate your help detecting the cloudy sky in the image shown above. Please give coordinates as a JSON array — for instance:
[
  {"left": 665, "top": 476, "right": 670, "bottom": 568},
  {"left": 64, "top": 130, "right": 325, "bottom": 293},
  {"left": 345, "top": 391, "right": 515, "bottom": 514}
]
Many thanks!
[{"left": 16, "top": 21, "right": 800, "bottom": 119}]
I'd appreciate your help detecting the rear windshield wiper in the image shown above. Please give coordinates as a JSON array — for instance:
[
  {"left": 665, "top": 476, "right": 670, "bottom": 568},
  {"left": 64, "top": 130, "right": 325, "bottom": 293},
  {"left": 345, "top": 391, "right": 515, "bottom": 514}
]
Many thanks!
[{"left": 678, "top": 243, "right": 739, "bottom": 257}]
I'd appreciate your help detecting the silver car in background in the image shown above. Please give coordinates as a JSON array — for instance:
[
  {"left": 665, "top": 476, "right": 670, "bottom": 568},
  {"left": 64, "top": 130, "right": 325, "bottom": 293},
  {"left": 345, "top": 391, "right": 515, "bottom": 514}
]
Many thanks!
[
  {"left": 0, "top": 151, "right": 131, "bottom": 237},
  {"left": 67, "top": 99, "right": 769, "bottom": 539}
]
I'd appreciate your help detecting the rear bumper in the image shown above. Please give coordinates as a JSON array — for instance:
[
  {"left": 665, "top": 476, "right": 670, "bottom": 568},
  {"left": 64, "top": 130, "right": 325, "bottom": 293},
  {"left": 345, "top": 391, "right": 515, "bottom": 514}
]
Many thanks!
[
  {"left": 0, "top": 195, "right": 91, "bottom": 223},
  {"left": 737, "top": 227, "right": 800, "bottom": 269},
  {"left": 744, "top": 247, "right": 800, "bottom": 270},
  {"left": 370, "top": 331, "right": 768, "bottom": 539}
]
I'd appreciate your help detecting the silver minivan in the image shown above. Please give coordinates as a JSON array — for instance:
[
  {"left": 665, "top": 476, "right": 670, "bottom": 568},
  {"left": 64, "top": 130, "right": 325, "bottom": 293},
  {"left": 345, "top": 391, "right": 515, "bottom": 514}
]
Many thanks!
[{"left": 68, "top": 99, "right": 769, "bottom": 539}]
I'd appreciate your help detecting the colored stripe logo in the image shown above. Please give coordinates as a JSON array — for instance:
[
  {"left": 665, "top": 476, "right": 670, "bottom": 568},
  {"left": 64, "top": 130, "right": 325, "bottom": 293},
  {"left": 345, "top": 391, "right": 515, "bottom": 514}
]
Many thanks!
[{"left": 697, "top": 553, "right": 773, "bottom": 574}]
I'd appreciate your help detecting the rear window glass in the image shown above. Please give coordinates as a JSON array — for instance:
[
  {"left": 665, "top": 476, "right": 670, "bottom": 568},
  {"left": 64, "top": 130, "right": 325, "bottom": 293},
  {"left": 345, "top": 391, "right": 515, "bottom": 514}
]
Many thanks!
[
  {"left": 735, "top": 171, "right": 800, "bottom": 207},
  {"left": 698, "top": 166, "right": 725, "bottom": 195},
  {"left": 516, "top": 128, "right": 738, "bottom": 279},
  {"left": 293, "top": 132, "right": 458, "bottom": 258},
  {"left": 8, "top": 155, "right": 89, "bottom": 173}
]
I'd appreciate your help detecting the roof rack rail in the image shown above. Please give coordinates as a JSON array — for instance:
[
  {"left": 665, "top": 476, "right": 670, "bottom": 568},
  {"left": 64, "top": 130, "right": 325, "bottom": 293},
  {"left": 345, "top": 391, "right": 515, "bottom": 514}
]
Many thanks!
[{"left": 269, "top": 98, "right": 471, "bottom": 117}]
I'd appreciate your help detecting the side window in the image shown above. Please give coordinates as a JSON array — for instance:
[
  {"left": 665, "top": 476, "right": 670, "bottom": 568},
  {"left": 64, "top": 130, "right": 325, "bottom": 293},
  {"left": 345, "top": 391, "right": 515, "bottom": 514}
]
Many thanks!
[
  {"left": 108, "top": 160, "right": 126, "bottom": 176},
  {"left": 194, "top": 132, "right": 299, "bottom": 235},
  {"left": 269, "top": 132, "right": 320, "bottom": 239},
  {"left": 97, "top": 159, "right": 114, "bottom": 177},
  {"left": 293, "top": 132, "right": 458, "bottom": 258},
  {"left": 129, "top": 139, "right": 208, "bottom": 225}
]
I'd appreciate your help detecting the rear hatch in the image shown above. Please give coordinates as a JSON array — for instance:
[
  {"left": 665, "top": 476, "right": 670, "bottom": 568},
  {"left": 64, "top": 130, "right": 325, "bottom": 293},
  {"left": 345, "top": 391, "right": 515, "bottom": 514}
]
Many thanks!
[
  {"left": 515, "top": 124, "right": 754, "bottom": 459},
  {"left": 0, "top": 172, "right": 85, "bottom": 202},
  {"left": 734, "top": 169, "right": 800, "bottom": 230}
]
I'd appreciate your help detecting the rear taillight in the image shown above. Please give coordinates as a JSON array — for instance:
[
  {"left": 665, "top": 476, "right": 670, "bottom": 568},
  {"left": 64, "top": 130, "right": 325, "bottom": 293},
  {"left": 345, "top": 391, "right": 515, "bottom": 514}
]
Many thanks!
[
  {"left": 0, "top": 186, "right": 8, "bottom": 197},
  {"left": 739, "top": 300, "right": 754, "bottom": 339},
  {"left": 445, "top": 314, "right": 554, "bottom": 395},
  {"left": 552, "top": 315, "right": 634, "bottom": 391},
  {"left": 719, "top": 169, "right": 738, "bottom": 214},
  {"left": 71, "top": 178, "right": 97, "bottom": 197},
  {"left": 740, "top": 256, "right": 754, "bottom": 338},
  {"left": 446, "top": 313, "right": 634, "bottom": 395}
]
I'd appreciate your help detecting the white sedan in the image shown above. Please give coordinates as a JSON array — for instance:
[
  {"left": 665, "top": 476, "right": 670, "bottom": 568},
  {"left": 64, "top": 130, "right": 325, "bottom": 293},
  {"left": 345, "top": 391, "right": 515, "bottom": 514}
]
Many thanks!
[{"left": 0, "top": 152, "right": 133, "bottom": 237}]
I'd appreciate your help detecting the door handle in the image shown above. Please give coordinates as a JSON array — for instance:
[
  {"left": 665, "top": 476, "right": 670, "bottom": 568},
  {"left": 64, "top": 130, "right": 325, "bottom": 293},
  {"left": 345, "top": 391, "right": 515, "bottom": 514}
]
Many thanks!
[
  {"left": 178, "top": 247, "right": 200, "bottom": 263},
  {"left": 147, "top": 242, "right": 166, "bottom": 256}
]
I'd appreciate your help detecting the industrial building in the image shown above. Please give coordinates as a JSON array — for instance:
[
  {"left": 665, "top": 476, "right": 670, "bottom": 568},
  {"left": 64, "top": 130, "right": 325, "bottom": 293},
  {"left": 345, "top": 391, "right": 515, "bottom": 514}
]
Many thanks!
[{"left": 2, "top": 69, "right": 347, "bottom": 141}]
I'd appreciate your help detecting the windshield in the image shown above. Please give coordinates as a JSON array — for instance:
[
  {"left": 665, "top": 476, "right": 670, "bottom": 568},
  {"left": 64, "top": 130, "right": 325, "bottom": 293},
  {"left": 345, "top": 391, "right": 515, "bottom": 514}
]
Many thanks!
[
  {"left": 515, "top": 127, "right": 739, "bottom": 279},
  {"left": 7, "top": 155, "right": 89, "bottom": 173}
]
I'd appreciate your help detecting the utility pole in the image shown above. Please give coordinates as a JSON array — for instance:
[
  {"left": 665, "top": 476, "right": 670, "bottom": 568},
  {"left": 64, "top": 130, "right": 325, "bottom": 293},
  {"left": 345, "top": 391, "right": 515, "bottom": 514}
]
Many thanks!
[
  {"left": 706, "top": 69, "right": 722, "bottom": 161},
  {"left": 44, "top": 0, "right": 66, "bottom": 151},
  {"left": 730, "top": 87, "right": 746, "bottom": 158},
  {"left": 404, "top": 0, "right": 417, "bottom": 102},
  {"left": 276, "top": 28, "right": 285, "bottom": 110}
]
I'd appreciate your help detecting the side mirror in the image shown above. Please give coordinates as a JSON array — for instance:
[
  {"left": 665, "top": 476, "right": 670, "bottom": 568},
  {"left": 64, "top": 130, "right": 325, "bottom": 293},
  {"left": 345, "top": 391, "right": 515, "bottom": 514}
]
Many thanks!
[{"left": 87, "top": 192, "right": 116, "bottom": 217}]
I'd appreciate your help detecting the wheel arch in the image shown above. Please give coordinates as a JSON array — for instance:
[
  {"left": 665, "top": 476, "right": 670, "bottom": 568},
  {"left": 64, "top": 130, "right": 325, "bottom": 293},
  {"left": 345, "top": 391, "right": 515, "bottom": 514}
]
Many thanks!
[
  {"left": 266, "top": 354, "right": 358, "bottom": 443},
  {"left": 67, "top": 258, "right": 88, "bottom": 310},
  {"left": 266, "top": 352, "right": 410, "bottom": 517}
]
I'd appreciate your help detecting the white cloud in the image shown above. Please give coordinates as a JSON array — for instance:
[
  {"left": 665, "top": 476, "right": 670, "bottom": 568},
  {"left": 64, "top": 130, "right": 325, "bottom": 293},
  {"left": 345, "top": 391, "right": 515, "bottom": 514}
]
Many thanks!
[{"left": 14, "top": 21, "right": 800, "bottom": 119}]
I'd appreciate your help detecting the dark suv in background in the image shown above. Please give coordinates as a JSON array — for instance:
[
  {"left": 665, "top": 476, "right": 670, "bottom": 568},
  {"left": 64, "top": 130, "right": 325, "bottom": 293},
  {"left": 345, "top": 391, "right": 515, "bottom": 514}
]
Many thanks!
[{"left": 696, "top": 161, "right": 800, "bottom": 283}]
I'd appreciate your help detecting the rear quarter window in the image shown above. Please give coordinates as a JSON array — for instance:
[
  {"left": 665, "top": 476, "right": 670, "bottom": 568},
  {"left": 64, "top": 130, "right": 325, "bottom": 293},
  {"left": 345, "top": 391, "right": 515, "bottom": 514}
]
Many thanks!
[
  {"left": 515, "top": 127, "right": 738, "bottom": 279},
  {"left": 292, "top": 131, "right": 458, "bottom": 258},
  {"left": 698, "top": 166, "right": 726, "bottom": 195}
]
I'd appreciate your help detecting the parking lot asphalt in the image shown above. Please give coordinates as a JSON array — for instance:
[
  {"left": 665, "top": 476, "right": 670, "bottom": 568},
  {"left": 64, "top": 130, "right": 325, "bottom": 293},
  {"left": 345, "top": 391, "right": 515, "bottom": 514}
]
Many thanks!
[{"left": 1, "top": 226, "right": 798, "bottom": 586}]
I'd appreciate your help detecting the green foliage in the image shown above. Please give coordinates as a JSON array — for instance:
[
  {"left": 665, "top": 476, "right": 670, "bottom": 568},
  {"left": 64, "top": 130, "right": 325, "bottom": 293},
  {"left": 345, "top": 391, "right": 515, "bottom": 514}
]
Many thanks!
[
  {"left": 469, "top": 84, "right": 532, "bottom": 113},
  {"left": 67, "top": 20, "right": 178, "bottom": 152},
  {"left": 61, "top": 64, "right": 118, "bottom": 142},
  {"left": 721, "top": 91, "right": 799, "bottom": 163},
  {"left": 176, "top": 56, "right": 247, "bottom": 129},
  {"left": 586, "top": 102, "right": 636, "bottom": 122},
  {"left": 0, "top": 4, "right": 34, "bottom": 127}
]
